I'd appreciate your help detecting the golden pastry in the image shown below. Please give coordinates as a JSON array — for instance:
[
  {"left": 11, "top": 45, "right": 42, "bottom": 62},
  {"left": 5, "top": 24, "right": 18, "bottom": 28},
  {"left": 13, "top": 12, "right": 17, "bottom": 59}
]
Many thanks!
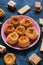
[
  {"left": 18, "top": 36, "right": 30, "bottom": 48},
  {"left": 9, "top": 16, "right": 20, "bottom": 27},
  {"left": 16, "top": 26, "right": 25, "bottom": 36},
  {"left": 4, "top": 53, "right": 16, "bottom": 65},
  {"left": 6, "top": 32, "right": 19, "bottom": 45},
  {"left": 25, "top": 27, "right": 38, "bottom": 40},
  {"left": 4, "top": 24, "right": 15, "bottom": 34},
  {"left": 0, "top": 45, "right": 6, "bottom": 53},
  {"left": 21, "top": 18, "right": 33, "bottom": 28},
  {"left": 0, "top": 8, "right": 5, "bottom": 17}
]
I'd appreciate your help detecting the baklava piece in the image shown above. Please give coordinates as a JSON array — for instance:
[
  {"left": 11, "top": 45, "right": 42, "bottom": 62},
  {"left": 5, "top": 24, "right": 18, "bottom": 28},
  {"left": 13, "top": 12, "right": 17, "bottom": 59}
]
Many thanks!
[{"left": 29, "top": 54, "right": 41, "bottom": 65}]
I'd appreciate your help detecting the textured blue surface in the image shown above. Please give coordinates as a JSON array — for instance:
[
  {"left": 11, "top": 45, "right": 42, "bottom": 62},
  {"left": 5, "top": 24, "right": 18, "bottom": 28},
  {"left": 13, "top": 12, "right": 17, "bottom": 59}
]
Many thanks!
[{"left": 0, "top": 0, "right": 43, "bottom": 65}]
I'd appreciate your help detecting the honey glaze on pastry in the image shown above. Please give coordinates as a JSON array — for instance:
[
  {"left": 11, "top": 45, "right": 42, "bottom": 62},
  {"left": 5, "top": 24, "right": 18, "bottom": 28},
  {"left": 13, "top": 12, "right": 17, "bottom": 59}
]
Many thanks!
[
  {"left": 6, "top": 32, "right": 19, "bottom": 45},
  {"left": 21, "top": 18, "right": 33, "bottom": 28},
  {"left": 4, "top": 53, "right": 16, "bottom": 65},
  {"left": 18, "top": 36, "right": 30, "bottom": 48},
  {"left": 25, "top": 27, "right": 38, "bottom": 40},
  {"left": 0, "top": 8, "right": 5, "bottom": 17},
  {"left": 4, "top": 24, "right": 15, "bottom": 34},
  {"left": 9, "top": 16, "right": 20, "bottom": 27},
  {"left": 16, "top": 26, "right": 25, "bottom": 36}
]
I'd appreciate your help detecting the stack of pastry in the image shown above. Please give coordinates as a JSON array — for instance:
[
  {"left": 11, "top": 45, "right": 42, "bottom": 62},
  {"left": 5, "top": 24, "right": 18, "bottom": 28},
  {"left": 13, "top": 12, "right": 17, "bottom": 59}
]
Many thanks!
[{"left": 4, "top": 16, "right": 38, "bottom": 48}]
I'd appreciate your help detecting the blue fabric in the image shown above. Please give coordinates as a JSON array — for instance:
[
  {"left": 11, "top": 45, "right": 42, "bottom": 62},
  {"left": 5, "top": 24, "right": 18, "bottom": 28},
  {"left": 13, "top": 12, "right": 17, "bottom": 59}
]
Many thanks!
[{"left": 0, "top": 0, "right": 43, "bottom": 65}]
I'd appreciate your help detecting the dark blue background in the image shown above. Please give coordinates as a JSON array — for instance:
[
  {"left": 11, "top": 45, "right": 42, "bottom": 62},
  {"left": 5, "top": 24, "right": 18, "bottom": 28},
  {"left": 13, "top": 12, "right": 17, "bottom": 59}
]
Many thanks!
[{"left": 0, "top": 0, "right": 43, "bottom": 65}]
